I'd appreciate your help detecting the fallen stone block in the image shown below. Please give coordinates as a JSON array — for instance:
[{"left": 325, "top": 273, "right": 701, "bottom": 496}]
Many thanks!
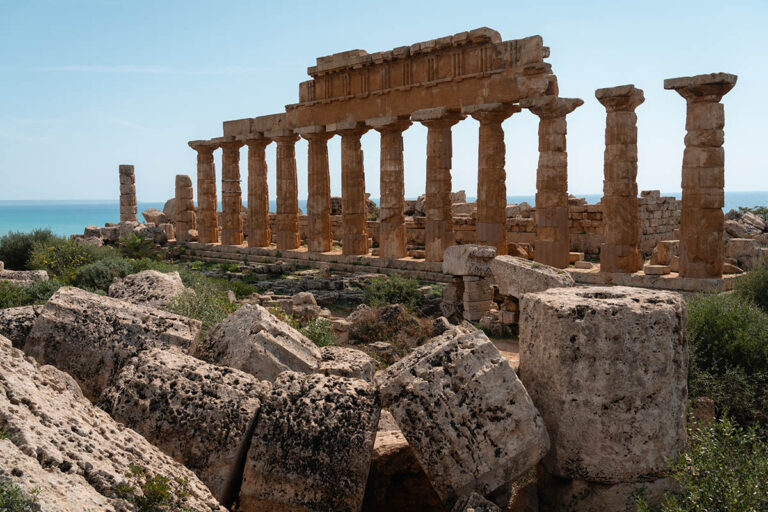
[
  {"left": 24, "top": 287, "right": 201, "bottom": 400},
  {"left": 142, "top": 207, "right": 168, "bottom": 225},
  {"left": 318, "top": 345, "right": 376, "bottom": 381},
  {"left": 108, "top": 269, "right": 189, "bottom": 307},
  {"left": 519, "top": 286, "right": 687, "bottom": 483},
  {"left": 377, "top": 328, "right": 549, "bottom": 506},
  {"left": 643, "top": 264, "right": 670, "bottom": 275},
  {"left": 196, "top": 303, "right": 321, "bottom": 382},
  {"left": 725, "top": 237, "right": 764, "bottom": 271},
  {"left": 442, "top": 244, "right": 497, "bottom": 277},
  {"left": 239, "top": 371, "right": 380, "bottom": 512},
  {"left": 0, "top": 268, "right": 49, "bottom": 285},
  {"left": 650, "top": 240, "right": 679, "bottom": 266},
  {"left": 490, "top": 255, "right": 574, "bottom": 299},
  {"left": 451, "top": 492, "right": 501, "bottom": 512},
  {"left": 0, "top": 305, "right": 42, "bottom": 348}
]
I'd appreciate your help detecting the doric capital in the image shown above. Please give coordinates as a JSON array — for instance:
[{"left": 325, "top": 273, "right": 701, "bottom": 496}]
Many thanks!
[
  {"left": 412, "top": 107, "right": 465, "bottom": 128},
  {"left": 520, "top": 96, "right": 583, "bottom": 119},
  {"left": 265, "top": 129, "right": 299, "bottom": 144},
  {"left": 237, "top": 132, "right": 272, "bottom": 148},
  {"left": 296, "top": 125, "right": 333, "bottom": 141},
  {"left": 462, "top": 102, "right": 521, "bottom": 124},
  {"left": 327, "top": 120, "right": 368, "bottom": 136},
  {"left": 664, "top": 72, "right": 737, "bottom": 103},
  {"left": 595, "top": 85, "right": 645, "bottom": 112},
  {"left": 213, "top": 136, "right": 244, "bottom": 153},
  {"left": 366, "top": 115, "right": 412, "bottom": 134},
  {"left": 188, "top": 139, "right": 218, "bottom": 153}
]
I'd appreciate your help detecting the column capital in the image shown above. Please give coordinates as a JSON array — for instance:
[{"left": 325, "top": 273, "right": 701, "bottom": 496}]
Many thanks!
[
  {"left": 412, "top": 107, "right": 465, "bottom": 128},
  {"left": 188, "top": 139, "right": 218, "bottom": 153},
  {"left": 237, "top": 132, "right": 272, "bottom": 148},
  {"left": 366, "top": 115, "right": 412, "bottom": 133},
  {"left": 327, "top": 120, "right": 368, "bottom": 136},
  {"left": 463, "top": 102, "right": 521, "bottom": 124},
  {"left": 521, "top": 96, "right": 583, "bottom": 119},
  {"left": 296, "top": 124, "right": 333, "bottom": 141},
  {"left": 664, "top": 73, "right": 737, "bottom": 103},
  {"left": 212, "top": 136, "right": 244, "bottom": 152},
  {"left": 595, "top": 84, "right": 645, "bottom": 112},
  {"left": 266, "top": 129, "right": 299, "bottom": 143}
]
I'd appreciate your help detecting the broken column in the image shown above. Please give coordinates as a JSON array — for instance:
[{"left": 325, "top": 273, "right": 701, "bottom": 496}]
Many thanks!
[
  {"left": 664, "top": 73, "right": 737, "bottom": 278},
  {"left": 174, "top": 174, "right": 196, "bottom": 242},
  {"left": 521, "top": 97, "right": 583, "bottom": 268},
  {"left": 119, "top": 164, "right": 137, "bottom": 223},
  {"left": 331, "top": 121, "right": 369, "bottom": 256},
  {"left": 243, "top": 134, "right": 271, "bottom": 247},
  {"left": 299, "top": 126, "right": 333, "bottom": 253},
  {"left": 188, "top": 140, "right": 219, "bottom": 244},
  {"left": 217, "top": 137, "right": 244, "bottom": 246},
  {"left": 442, "top": 244, "right": 497, "bottom": 322},
  {"left": 463, "top": 103, "right": 521, "bottom": 255},
  {"left": 368, "top": 115, "right": 411, "bottom": 259},
  {"left": 413, "top": 107, "right": 465, "bottom": 262},
  {"left": 268, "top": 129, "right": 301, "bottom": 250},
  {"left": 596, "top": 85, "right": 645, "bottom": 273},
  {"left": 519, "top": 286, "right": 687, "bottom": 510}
]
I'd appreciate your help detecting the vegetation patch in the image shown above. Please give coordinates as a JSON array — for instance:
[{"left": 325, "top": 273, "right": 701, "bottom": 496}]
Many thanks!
[
  {"left": 0, "top": 478, "right": 38, "bottom": 512},
  {"left": 0, "top": 280, "right": 63, "bottom": 309},
  {"left": 0, "top": 229, "right": 60, "bottom": 270},
  {"left": 300, "top": 318, "right": 335, "bottom": 347},
  {"left": 363, "top": 275, "right": 424, "bottom": 309},
  {"left": 116, "top": 465, "right": 194, "bottom": 512}
]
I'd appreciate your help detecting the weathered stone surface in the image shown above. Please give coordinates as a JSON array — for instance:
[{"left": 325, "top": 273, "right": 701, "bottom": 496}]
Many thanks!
[
  {"left": 0, "top": 268, "right": 49, "bottom": 285},
  {"left": 490, "top": 255, "right": 574, "bottom": 299},
  {"left": 119, "top": 164, "right": 138, "bottom": 223},
  {"left": 442, "top": 244, "right": 497, "bottom": 276},
  {"left": 725, "top": 237, "right": 764, "bottom": 271},
  {"left": 175, "top": 174, "right": 197, "bottom": 242},
  {"left": 196, "top": 303, "right": 321, "bottom": 382},
  {"left": 100, "top": 348, "right": 271, "bottom": 503},
  {"left": 244, "top": 138, "right": 272, "bottom": 247},
  {"left": 142, "top": 207, "right": 167, "bottom": 225},
  {"left": 24, "top": 287, "right": 201, "bottom": 400},
  {"left": 189, "top": 141, "right": 219, "bottom": 243},
  {"left": 318, "top": 345, "right": 375, "bottom": 381},
  {"left": 450, "top": 492, "right": 501, "bottom": 512},
  {"left": 0, "top": 340, "right": 226, "bottom": 512},
  {"left": 108, "top": 269, "right": 188, "bottom": 307},
  {"left": 163, "top": 197, "right": 177, "bottom": 222},
  {"left": 239, "top": 371, "right": 380, "bottom": 512},
  {"left": 377, "top": 328, "right": 549, "bottom": 505},
  {"left": 650, "top": 239, "right": 679, "bottom": 266},
  {"left": 725, "top": 218, "right": 748, "bottom": 238},
  {"left": 0, "top": 305, "right": 41, "bottom": 348},
  {"left": 519, "top": 286, "right": 687, "bottom": 483}
]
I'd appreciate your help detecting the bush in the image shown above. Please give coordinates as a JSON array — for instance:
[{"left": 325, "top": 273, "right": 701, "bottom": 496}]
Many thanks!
[
  {"left": 637, "top": 417, "right": 768, "bottom": 511},
  {"left": 0, "top": 280, "right": 63, "bottom": 309},
  {"left": 0, "top": 229, "right": 60, "bottom": 270},
  {"left": 116, "top": 465, "right": 192, "bottom": 512},
  {"left": 119, "top": 234, "right": 159, "bottom": 260},
  {"left": 27, "top": 239, "right": 96, "bottom": 283},
  {"left": 363, "top": 275, "right": 423, "bottom": 309},
  {"left": 72, "top": 257, "right": 134, "bottom": 292},
  {"left": 689, "top": 365, "right": 768, "bottom": 427},
  {"left": 735, "top": 260, "right": 768, "bottom": 314},
  {"left": 0, "top": 478, "right": 38, "bottom": 512},
  {"left": 166, "top": 286, "right": 238, "bottom": 337},
  {"left": 301, "top": 318, "right": 335, "bottom": 347},
  {"left": 686, "top": 293, "right": 768, "bottom": 375}
]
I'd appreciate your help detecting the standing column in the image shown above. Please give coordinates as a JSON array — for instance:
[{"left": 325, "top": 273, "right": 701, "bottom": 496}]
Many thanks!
[
  {"left": 118, "top": 165, "right": 137, "bottom": 222},
  {"left": 463, "top": 103, "right": 521, "bottom": 255},
  {"left": 367, "top": 115, "right": 412, "bottom": 259},
  {"left": 330, "top": 121, "right": 369, "bottom": 256},
  {"left": 596, "top": 85, "right": 645, "bottom": 273},
  {"left": 298, "top": 126, "right": 333, "bottom": 253},
  {"left": 665, "top": 73, "right": 737, "bottom": 278},
  {"left": 217, "top": 138, "right": 245, "bottom": 246},
  {"left": 412, "top": 108, "right": 465, "bottom": 262},
  {"left": 521, "top": 96, "right": 583, "bottom": 269},
  {"left": 267, "top": 130, "right": 301, "bottom": 250},
  {"left": 174, "top": 174, "right": 196, "bottom": 242},
  {"left": 188, "top": 140, "right": 219, "bottom": 243},
  {"left": 243, "top": 134, "right": 272, "bottom": 247}
]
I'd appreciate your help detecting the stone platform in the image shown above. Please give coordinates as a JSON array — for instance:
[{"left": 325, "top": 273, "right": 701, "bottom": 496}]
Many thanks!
[{"left": 567, "top": 265, "right": 738, "bottom": 293}]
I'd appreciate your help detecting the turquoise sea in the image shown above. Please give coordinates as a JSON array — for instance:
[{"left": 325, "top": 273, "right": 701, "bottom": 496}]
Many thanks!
[{"left": 2, "top": 192, "right": 768, "bottom": 237}]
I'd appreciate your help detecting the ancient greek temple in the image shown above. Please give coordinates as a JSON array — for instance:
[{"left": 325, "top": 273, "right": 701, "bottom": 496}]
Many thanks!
[{"left": 186, "top": 27, "right": 736, "bottom": 280}]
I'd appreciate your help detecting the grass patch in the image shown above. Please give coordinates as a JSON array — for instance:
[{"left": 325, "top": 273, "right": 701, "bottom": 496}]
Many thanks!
[
  {"left": 363, "top": 275, "right": 423, "bottom": 309},
  {"left": 116, "top": 465, "right": 193, "bottom": 512},
  {"left": 300, "top": 318, "right": 335, "bottom": 347},
  {"left": 0, "top": 280, "right": 63, "bottom": 309}
]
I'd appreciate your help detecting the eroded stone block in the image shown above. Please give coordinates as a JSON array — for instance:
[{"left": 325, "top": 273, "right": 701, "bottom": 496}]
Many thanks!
[
  {"left": 490, "top": 255, "right": 574, "bottom": 299},
  {"left": 442, "top": 244, "right": 497, "bottom": 276}
]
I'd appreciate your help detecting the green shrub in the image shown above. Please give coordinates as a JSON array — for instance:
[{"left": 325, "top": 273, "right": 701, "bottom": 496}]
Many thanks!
[
  {"left": 166, "top": 287, "right": 238, "bottom": 336},
  {"left": 119, "top": 234, "right": 159, "bottom": 260},
  {"left": 0, "top": 280, "right": 63, "bottom": 309},
  {"left": 637, "top": 417, "right": 768, "bottom": 511},
  {"left": 116, "top": 465, "right": 192, "bottom": 512},
  {"left": 363, "top": 275, "right": 423, "bottom": 309},
  {"left": 735, "top": 260, "right": 768, "bottom": 314},
  {"left": 0, "top": 229, "right": 60, "bottom": 270},
  {"left": 301, "top": 318, "right": 335, "bottom": 347},
  {"left": 0, "top": 478, "right": 38, "bottom": 512},
  {"left": 27, "top": 239, "right": 95, "bottom": 283},
  {"left": 72, "top": 257, "right": 134, "bottom": 292},
  {"left": 686, "top": 293, "right": 768, "bottom": 375},
  {"left": 689, "top": 365, "right": 768, "bottom": 427}
]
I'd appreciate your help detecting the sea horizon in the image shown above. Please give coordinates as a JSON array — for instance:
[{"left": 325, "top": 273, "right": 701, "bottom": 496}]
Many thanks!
[{"left": 3, "top": 190, "right": 768, "bottom": 237}]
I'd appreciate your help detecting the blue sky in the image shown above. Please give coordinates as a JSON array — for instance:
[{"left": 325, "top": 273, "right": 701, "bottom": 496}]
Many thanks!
[{"left": 0, "top": 0, "right": 765, "bottom": 202}]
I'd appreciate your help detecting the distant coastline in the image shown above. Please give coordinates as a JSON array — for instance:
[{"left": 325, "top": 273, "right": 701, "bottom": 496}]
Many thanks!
[{"left": 2, "top": 191, "right": 768, "bottom": 237}]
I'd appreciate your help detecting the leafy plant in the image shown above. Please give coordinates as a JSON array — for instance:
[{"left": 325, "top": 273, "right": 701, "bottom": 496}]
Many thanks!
[
  {"left": 363, "top": 275, "right": 423, "bottom": 309},
  {"left": 735, "top": 259, "right": 768, "bottom": 314},
  {"left": 119, "top": 234, "right": 159, "bottom": 260},
  {"left": 116, "top": 465, "right": 193, "bottom": 512},
  {"left": 72, "top": 257, "right": 134, "bottom": 292},
  {"left": 0, "top": 279, "right": 63, "bottom": 309},
  {"left": 0, "top": 478, "right": 38, "bottom": 512},
  {"left": 301, "top": 318, "right": 335, "bottom": 347},
  {"left": 0, "top": 229, "right": 60, "bottom": 270},
  {"left": 737, "top": 205, "right": 768, "bottom": 217},
  {"left": 27, "top": 239, "right": 96, "bottom": 283}
]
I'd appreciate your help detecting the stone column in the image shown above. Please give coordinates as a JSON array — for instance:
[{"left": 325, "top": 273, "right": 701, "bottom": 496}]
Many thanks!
[
  {"left": 463, "top": 103, "right": 521, "bottom": 255},
  {"left": 216, "top": 137, "right": 245, "bottom": 246},
  {"left": 367, "top": 115, "right": 412, "bottom": 259},
  {"left": 242, "top": 134, "right": 271, "bottom": 248},
  {"left": 267, "top": 130, "right": 301, "bottom": 250},
  {"left": 330, "top": 121, "right": 369, "bottom": 256},
  {"left": 188, "top": 140, "right": 219, "bottom": 243},
  {"left": 118, "top": 165, "right": 137, "bottom": 223},
  {"left": 412, "top": 108, "right": 465, "bottom": 262},
  {"left": 521, "top": 96, "right": 583, "bottom": 269},
  {"left": 174, "top": 174, "right": 196, "bottom": 242},
  {"left": 596, "top": 85, "right": 645, "bottom": 273},
  {"left": 665, "top": 73, "right": 737, "bottom": 278},
  {"left": 298, "top": 125, "right": 333, "bottom": 253}
]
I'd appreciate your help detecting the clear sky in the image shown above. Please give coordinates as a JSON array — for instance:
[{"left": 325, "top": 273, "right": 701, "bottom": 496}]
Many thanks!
[{"left": 0, "top": 0, "right": 766, "bottom": 202}]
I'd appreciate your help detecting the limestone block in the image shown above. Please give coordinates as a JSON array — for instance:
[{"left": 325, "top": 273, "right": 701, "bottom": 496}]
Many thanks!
[
  {"left": 643, "top": 264, "right": 671, "bottom": 275},
  {"left": 519, "top": 286, "right": 687, "bottom": 483},
  {"left": 574, "top": 260, "right": 594, "bottom": 270},
  {"left": 318, "top": 345, "right": 376, "bottom": 381},
  {"left": 100, "top": 348, "right": 271, "bottom": 502},
  {"left": 723, "top": 262, "right": 743, "bottom": 274},
  {"left": 724, "top": 219, "right": 747, "bottom": 238},
  {"left": 292, "top": 290, "right": 317, "bottom": 306},
  {"left": 0, "top": 305, "right": 42, "bottom": 348},
  {"left": 142, "top": 207, "right": 167, "bottom": 225},
  {"left": 239, "top": 371, "right": 380, "bottom": 512},
  {"left": 490, "top": 255, "right": 574, "bottom": 299},
  {"left": 196, "top": 303, "right": 321, "bottom": 382},
  {"left": 463, "top": 276, "right": 493, "bottom": 301},
  {"left": 451, "top": 492, "right": 501, "bottom": 512},
  {"left": 442, "top": 244, "right": 497, "bottom": 276},
  {"left": 725, "top": 237, "right": 763, "bottom": 270},
  {"left": 108, "top": 270, "right": 189, "bottom": 307},
  {"left": 377, "top": 328, "right": 549, "bottom": 505},
  {"left": 650, "top": 240, "right": 679, "bottom": 265},
  {"left": 0, "top": 341, "right": 226, "bottom": 512},
  {"left": 24, "top": 287, "right": 201, "bottom": 400}
]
